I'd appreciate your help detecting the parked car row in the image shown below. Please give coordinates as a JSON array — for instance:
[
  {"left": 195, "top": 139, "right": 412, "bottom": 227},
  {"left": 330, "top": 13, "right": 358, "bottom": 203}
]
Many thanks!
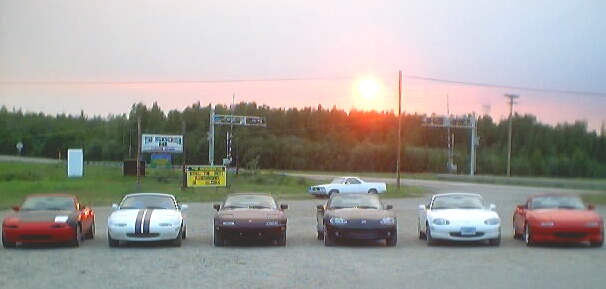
[{"left": 2, "top": 192, "right": 604, "bottom": 248}]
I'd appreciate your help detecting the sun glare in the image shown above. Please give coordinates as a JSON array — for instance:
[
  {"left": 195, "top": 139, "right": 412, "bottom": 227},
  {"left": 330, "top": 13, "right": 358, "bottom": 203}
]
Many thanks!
[{"left": 358, "top": 76, "right": 381, "bottom": 99}]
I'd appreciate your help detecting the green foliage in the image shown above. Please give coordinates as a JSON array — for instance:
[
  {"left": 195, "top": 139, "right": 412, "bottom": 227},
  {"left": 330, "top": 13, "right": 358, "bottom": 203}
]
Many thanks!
[{"left": 1, "top": 104, "right": 606, "bottom": 178}]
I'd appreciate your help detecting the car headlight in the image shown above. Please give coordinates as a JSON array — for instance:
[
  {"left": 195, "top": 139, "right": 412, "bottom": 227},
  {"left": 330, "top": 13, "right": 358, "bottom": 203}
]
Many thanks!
[
  {"left": 432, "top": 218, "right": 450, "bottom": 225},
  {"left": 265, "top": 221, "right": 280, "bottom": 226},
  {"left": 222, "top": 221, "right": 235, "bottom": 226},
  {"left": 380, "top": 217, "right": 396, "bottom": 225},
  {"left": 484, "top": 218, "right": 500, "bottom": 225},
  {"left": 586, "top": 221, "right": 600, "bottom": 227},
  {"left": 539, "top": 221, "right": 554, "bottom": 227},
  {"left": 329, "top": 217, "right": 348, "bottom": 224}
]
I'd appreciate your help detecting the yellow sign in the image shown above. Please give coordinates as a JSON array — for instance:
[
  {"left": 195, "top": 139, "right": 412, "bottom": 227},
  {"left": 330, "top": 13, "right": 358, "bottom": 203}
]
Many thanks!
[{"left": 186, "top": 165, "right": 227, "bottom": 187}]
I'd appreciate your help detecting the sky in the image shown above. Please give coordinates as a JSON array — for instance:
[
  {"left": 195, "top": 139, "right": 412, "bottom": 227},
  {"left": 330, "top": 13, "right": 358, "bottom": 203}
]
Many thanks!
[{"left": 1, "top": 0, "right": 605, "bottom": 132}]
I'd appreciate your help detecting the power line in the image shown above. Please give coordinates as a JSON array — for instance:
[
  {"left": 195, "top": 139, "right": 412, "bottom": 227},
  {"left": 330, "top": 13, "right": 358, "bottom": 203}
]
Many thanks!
[{"left": 1, "top": 74, "right": 605, "bottom": 98}]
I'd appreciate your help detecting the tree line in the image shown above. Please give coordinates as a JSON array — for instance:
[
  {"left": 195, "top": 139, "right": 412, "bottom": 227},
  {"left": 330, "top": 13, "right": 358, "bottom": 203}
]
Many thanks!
[{"left": 1, "top": 102, "right": 605, "bottom": 178}]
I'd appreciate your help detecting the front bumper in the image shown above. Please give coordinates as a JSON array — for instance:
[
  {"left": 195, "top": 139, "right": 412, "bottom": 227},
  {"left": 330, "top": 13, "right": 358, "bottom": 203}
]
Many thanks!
[
  {"left": 2, "top": 222, "right": 76, "bottom": 244},
  {"left": 531, "top": 225, "right": 603, "bottom": 244},
  {"left": 108, "top": 225, "right": 181, "bottom": 242},
  {"left": 215, "top": 224, "right": 286, "bottom": 241},
  {"left": 325, "top": 224, "right": 397, "bottom": 241},
  {"left": 429, "top": 223, "right": 501, "bottom": 241}
]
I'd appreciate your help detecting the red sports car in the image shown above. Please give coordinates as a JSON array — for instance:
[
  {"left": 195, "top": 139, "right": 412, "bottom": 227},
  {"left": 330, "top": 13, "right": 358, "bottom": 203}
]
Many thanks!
[
  {"left": 2, "top": 194, "right": 95, "bottom": 248},
  {"left": 513, "top": 194, "right": 604, "bottom": 247}
]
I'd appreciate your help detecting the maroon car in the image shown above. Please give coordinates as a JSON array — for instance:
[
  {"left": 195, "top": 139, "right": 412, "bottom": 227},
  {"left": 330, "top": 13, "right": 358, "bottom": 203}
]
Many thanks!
[
  {"left": 2, "top": 194, "right": 95, "bottom": 248},
  {"left": 213, "top": 193, "right": 288, "bottom": 246}
]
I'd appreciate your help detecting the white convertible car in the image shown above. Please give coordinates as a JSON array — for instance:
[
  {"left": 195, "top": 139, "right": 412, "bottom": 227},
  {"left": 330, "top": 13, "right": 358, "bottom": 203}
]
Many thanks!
[
  {"left": 107, "top": 193, "right": 187, "bottom": 247},
  {"left": 418, "top": 193, "right": 501, "bottom": 246},
  {"left": 308, "top": 176, "right": 387, "bottom": 197}
]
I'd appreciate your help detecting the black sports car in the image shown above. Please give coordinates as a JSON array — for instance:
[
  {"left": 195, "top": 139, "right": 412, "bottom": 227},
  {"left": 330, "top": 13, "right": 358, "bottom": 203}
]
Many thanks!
[
  {"left": 316, "top": 193, "right": 397, "bottom": 246},
  {"left": 213, "top": 193, "right": 288, "bottom": 246}
]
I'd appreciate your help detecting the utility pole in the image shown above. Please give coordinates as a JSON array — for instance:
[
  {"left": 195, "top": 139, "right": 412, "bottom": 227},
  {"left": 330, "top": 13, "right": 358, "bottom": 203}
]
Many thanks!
[
  {"left": 397, "top": 70, "right": 402, "bottom": 191},
  {"left": 505, "top": 94, "right": 519, "bottom": 177}
]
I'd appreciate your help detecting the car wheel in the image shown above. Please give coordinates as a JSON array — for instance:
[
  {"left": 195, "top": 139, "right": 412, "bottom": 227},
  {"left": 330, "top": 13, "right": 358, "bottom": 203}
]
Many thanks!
[
  {"left": 328, "top": 190, "right": 339, "bottom": 197},
  {"left": 108, "top": 232, "right": 119, "bottom": 248},
  {"left": 488, "top": 236, "right": 501, "bottom": 246},
  {"left": 276, "top": 231, "right": 286, "bottom": 247},
  {"left": 386, "top": 230, "right": 397, "bottom": 247},
  {"left": 213, "top": 231, "right": 224, "bottom": 247},
  {"left": 70, "top": 225, "right": 82, "bottom": 247},
  {"left": 426, "top": 225, "right": 436, "bottom": 246},
  {"left": 524, "top": 224, "right": 535, "bottom": 247},
  {"left": 368, "top": 189, "right": 378, "bottom": 194},
  {"left": 182, "top": 225, "right": 187, "bottom": 239},
  {"left": 323, "top": 229, "right": 335, "bottom": 246},
  {"left": 418, "top": 219, "right": 426, "bottom": 240},
  {"left": 85, "top": 221, "right": 95, "bottom": 240},
  {"left": 317, "top": 230, "right": 324, "bottom": 240},
  {"left": 513, "top": 222, "right": 522, "bottom": 240},
  {"left": 2, "top": 235, "right": 16, "bottom": 248},
  {"left": 171, "top": 227, "right": 183, "bottom": 247}
]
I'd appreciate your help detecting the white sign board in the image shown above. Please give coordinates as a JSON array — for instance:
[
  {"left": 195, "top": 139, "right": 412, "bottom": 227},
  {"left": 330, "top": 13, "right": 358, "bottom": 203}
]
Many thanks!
[
  {"left": 142, "top": 134, "right": 184, "bottom": 153},
  {"left": 67, "top": 149, "right": 84, "bottom": 177}
]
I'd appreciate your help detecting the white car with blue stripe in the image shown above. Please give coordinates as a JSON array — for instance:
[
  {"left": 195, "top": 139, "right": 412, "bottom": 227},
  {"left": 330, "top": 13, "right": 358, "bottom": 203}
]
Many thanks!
[{"left": 107, "top": 193, "right": 187, "bottom": 247}]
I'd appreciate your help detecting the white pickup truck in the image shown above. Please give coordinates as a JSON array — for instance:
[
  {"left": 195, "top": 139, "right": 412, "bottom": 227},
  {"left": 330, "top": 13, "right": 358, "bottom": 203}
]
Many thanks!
[{"left": 308, "top": 176, "right": 387, "bottom": 197}]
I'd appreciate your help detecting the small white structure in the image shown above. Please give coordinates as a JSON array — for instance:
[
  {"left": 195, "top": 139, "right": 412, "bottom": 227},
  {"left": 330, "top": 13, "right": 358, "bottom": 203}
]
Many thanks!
[{"left": 67, "top": 149, "right": 84, "bottom": 177}]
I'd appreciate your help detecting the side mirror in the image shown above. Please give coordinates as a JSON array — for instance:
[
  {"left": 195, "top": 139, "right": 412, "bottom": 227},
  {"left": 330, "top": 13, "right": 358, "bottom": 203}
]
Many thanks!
[
  {"left": 489, "top": 204, "right": 496, "bottom": 210},
  {"left": 180, "top": 204, "right": 189, "bottom": 210},
  {"left": 111, "top": 204, "right": 119, "bottom": 210},
  {"left": 213, "top": 204, "right": 221, "bottom": 211},
  {"left": 11, "top": 205, "right": 20, "bottom": 211},
  {"left": 317, "top": 204, "right": 324, "bottom": 210},
  {"left": 516, "top": 204, "right": 527, "bottom": 210},
  {"left": 588, "top": 204, "right": 596, "bottom": 210},
  {"left": 386, "top": 204, "right": 393, "bottom": 210},
  {"left": 280, "top": 204, "right": 288, "bottom": 210},
  {"left": 419, "top": 204, "right": 427, "bottom": 210}
]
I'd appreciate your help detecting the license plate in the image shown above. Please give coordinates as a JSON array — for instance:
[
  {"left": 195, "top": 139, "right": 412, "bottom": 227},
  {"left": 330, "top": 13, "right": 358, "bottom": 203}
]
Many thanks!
[{"left": 461, "top": 227, "right": 476, "bottom": 236}]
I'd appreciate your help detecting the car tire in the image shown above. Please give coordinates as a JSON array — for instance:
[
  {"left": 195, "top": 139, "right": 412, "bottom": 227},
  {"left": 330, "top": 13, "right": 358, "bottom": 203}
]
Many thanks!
[
  {"left": 182, "top": 225, "right": 187, "bottom": 239},
  {"left": 85, "top": 221, "right": 95, "bottom": 240},
  {"left": 488, "top": 236, "right": 501, "bottom": 246},
  {"left": 276, "top": 232, "right": 286, "bottom": 247},
  {"left": 171, "top": 228, "right": 183, "bottom": 247},
  {"left": 426, "top": 225, "right": 436, "bottom": 246},
  {"left": 323, "top": 229, "right": 335, "bottom": 246},
  {"left": 108, "top": 232, "right": 119, "bottom": 248},
  {"left": 70, "top": 225, "right": 82, "bottom": 247},
  {"left": 328, "top": 190, "right": 339, "bottom": 197},
  {"left": 418, "top": 220, "right": 426, "bottom": 240},
  {"left": 386, "top": 231, "right": 397, "bottom": 247},
  {"left": 213, "top": 231, "right": 224, "bottom": 247},
  {"left": 2, "top": 235, "right": 16, "bottom": 248},
  {"left": 368, "top": 189, "right": 378, "bottom": 194},
  {"left": 513, "top": 222, "right": 522, "bottom": 240},
  {"left": 524, "top": 224, "right": 535, "bottom": 247},
  {"left": 317, "top": 230, "right": 324, "bottom": 240}
]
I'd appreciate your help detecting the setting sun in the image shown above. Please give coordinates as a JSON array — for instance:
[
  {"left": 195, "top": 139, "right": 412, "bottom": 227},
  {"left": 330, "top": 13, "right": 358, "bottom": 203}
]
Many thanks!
[{"left": 357, "top": 76, "right": 381, "bottom": 99}]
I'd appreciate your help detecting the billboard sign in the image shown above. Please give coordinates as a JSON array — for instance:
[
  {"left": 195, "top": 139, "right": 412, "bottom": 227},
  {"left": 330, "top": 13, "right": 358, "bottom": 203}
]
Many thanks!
[
  {"left": 142, "top": 134, "right": 183, "bottom": 153},
  {"left": 186, "top": 165, "right": 227, "bottom": 187}
]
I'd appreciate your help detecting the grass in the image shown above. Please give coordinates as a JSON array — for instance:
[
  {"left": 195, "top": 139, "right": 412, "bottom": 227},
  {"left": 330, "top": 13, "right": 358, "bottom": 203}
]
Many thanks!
[{"left": 0, "top": 162, "right": 421, "bottom": 209}]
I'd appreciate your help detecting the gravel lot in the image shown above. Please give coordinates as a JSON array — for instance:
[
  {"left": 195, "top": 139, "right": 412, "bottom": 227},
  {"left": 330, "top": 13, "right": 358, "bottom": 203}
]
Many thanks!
[{"left": 1, "top": 181, "right": 605, "bottom": 289}]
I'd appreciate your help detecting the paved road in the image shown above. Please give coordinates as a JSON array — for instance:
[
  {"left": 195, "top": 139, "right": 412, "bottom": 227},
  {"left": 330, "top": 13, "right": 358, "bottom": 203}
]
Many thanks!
[{"left": 1, "top": 180, "right": 605, "bottom": 289}]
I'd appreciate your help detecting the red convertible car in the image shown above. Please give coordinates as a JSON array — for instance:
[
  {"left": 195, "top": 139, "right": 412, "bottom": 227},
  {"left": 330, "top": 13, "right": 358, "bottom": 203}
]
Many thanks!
[
  {"left": 513, "top": 194, "right": 603, "bottom": 247},
  {"left": 2, "top": 194, "right": 95, "bottom": 248}
]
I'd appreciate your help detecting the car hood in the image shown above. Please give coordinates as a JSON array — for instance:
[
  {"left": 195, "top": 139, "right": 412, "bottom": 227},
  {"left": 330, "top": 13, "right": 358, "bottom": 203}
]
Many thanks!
[
  {"left": 109, "top": 209, "right": 181, "bottom": 221},
  {"left": 328, "top": 208, "right": 393, "bottom": 220},
  {"left": 429, "top": 209, "right": 499, "bottom": 221},
  {"left": 7, "top": 210, "right": 74, "bottom": 223},
  {"left": 217, "top": 208, "right": 284, "bottom": 220},
  {"left": 528, "top": 209, "right": 602, "bottom": 222}
]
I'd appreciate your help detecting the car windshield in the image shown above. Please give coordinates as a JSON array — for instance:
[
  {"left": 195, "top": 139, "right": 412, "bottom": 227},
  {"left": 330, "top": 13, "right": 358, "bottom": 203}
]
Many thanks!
[
  {"left": 530, "top": 196, "right": 585, "bottom": 210},
  {"left": 21, "top": 196, "right": 75, "bottom": 211},
  {"left": 120, "top": 195, "right": 177, "bottom": 210},
  {"left": 223, "top": 195, "right": 277, "bottom": 209},
  {"left": 328, "top": 195, "right": 382, "bottom": 209},
  {"left": 431, "top": 194, "right": 487, "bottom": 210}
]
